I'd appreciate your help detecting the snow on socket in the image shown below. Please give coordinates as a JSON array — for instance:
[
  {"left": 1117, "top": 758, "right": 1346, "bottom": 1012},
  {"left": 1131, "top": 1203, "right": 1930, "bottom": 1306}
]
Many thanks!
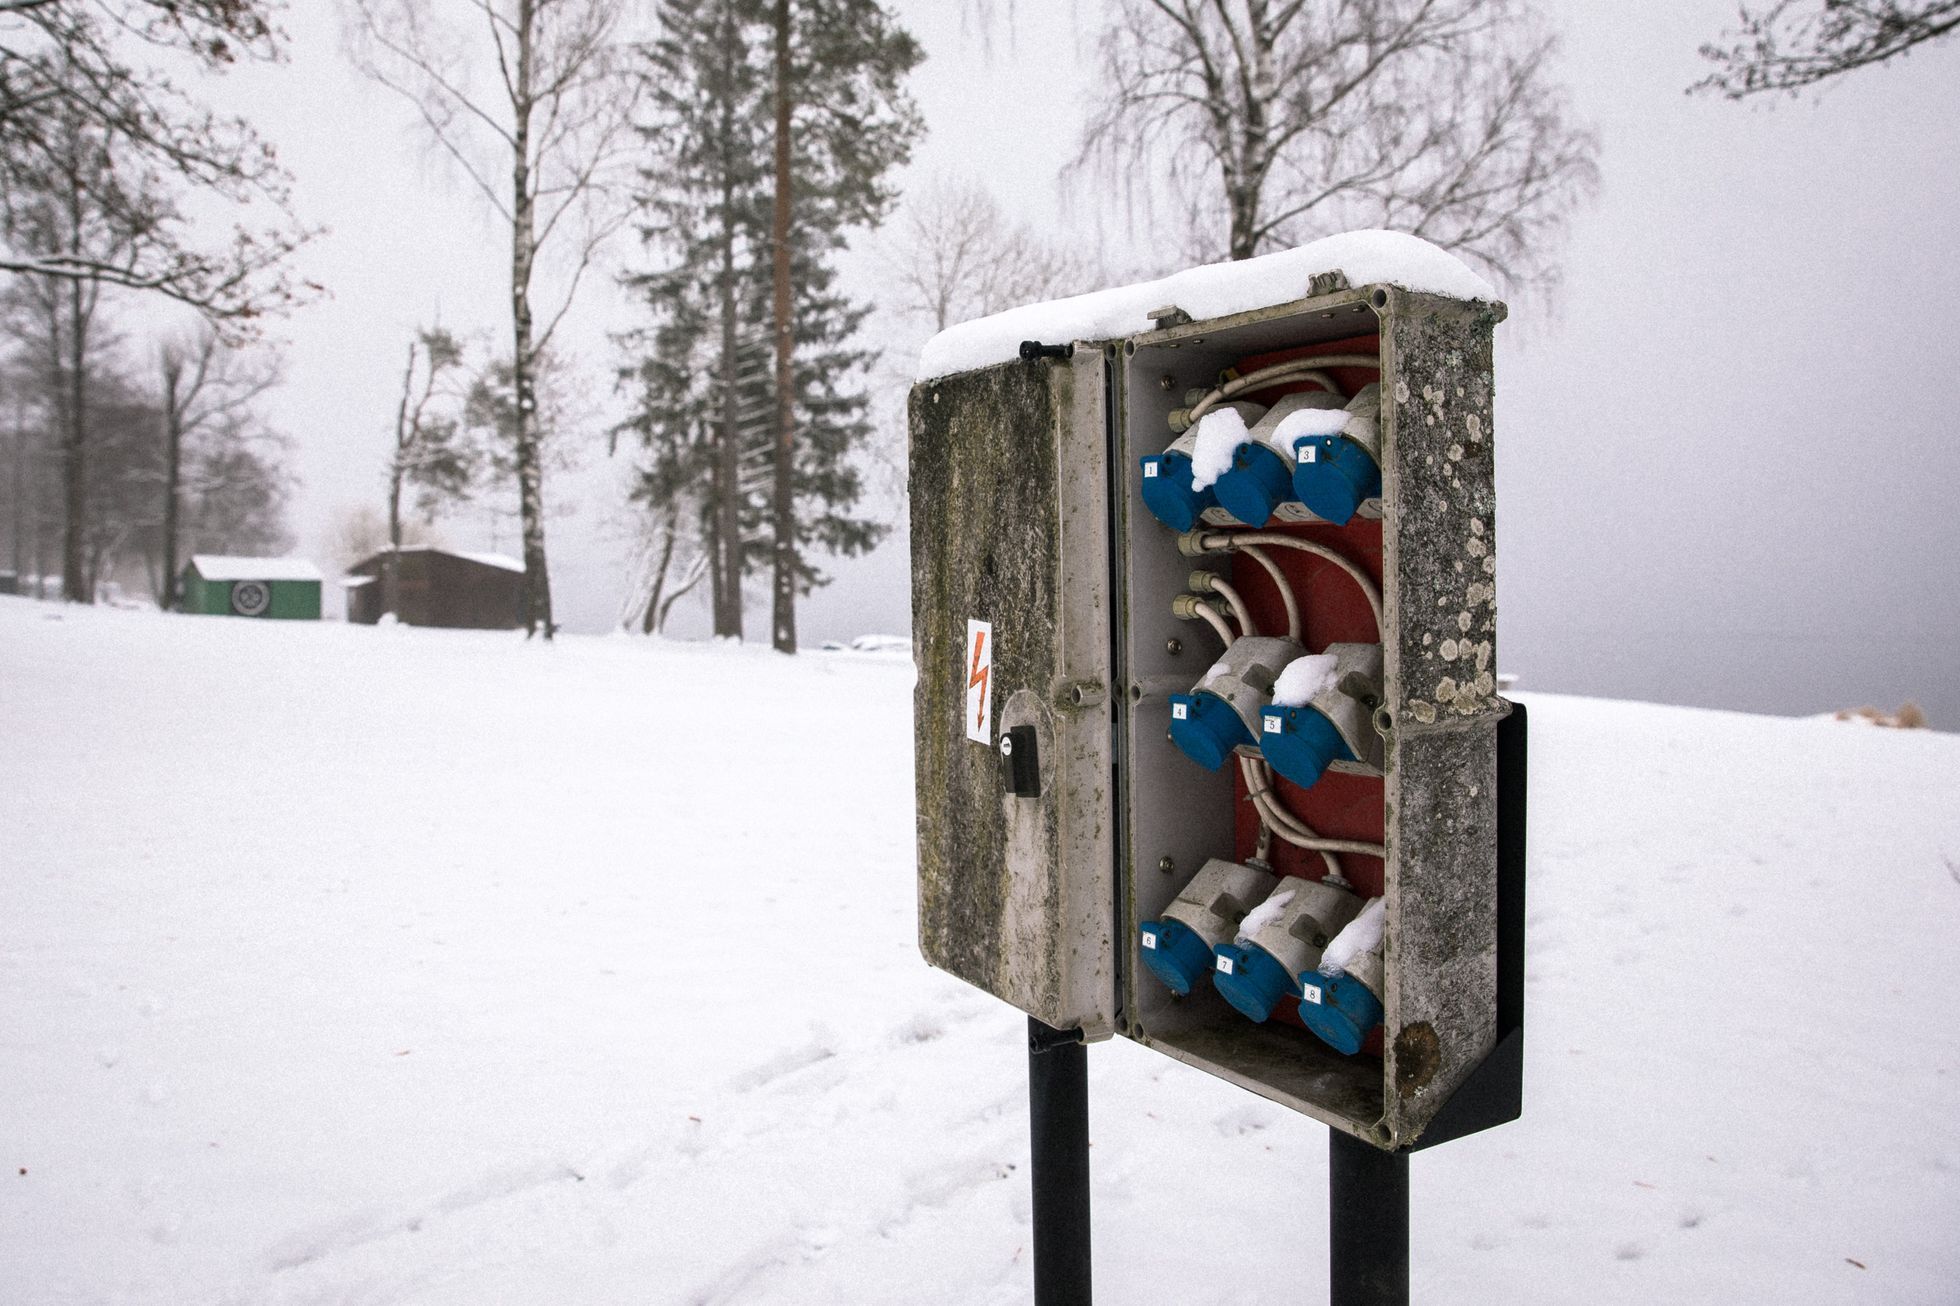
[
  {"left": 1320, "top": 897, "right": 1387, "bottom": 977},
  {"left": 1188, "top": 407, "right": 1252, "bottom": 492},
  {"left": 1272, "top": 652, "right": 1341, "bottom": 708}
]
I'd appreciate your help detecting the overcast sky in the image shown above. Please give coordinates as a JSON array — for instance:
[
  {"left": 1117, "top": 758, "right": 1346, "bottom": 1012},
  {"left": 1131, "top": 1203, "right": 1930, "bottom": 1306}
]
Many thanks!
[{"left": 193, "top": 1, "right": 1956, "bottom": 723}]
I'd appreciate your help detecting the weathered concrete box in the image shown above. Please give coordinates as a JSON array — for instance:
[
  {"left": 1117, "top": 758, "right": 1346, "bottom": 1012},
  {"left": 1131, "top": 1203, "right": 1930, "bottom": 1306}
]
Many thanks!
[{"left": 911, "top": 283, "right": 1508, "bottom": 1149}]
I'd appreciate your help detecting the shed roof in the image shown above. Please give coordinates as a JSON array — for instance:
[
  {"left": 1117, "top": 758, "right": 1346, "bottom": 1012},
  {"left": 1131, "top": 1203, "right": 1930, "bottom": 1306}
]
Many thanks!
[
  {"left": 189, "top": 555, "right": 323, "bottom": 582},
  {"left": 345, "top": 546, "right": 524, "bottom": 575},
  {"left": 454, "top": 550, "right": 524, "bottom": 573}
]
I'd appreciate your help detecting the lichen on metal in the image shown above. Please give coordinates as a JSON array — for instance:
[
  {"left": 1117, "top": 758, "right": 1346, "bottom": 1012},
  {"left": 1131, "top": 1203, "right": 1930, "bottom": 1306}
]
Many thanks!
[
  {"left": 1376, "top": 288, "right": 1507, "bottom": 1141},
  {"left": 908, "top": 353, "right": 1116, "bottom": 1038}
]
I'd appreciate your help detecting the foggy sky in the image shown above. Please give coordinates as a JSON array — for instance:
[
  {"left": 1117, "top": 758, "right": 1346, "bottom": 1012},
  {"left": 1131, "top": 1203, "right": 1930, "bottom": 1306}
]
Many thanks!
[{"left": 201, "top": 2, "right": 1955, "bottom": 724}]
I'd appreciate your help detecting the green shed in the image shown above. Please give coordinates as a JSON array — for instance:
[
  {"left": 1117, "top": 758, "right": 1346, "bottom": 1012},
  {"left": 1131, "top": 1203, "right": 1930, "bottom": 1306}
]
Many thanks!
[{"left": 180, "top": 555, "right": 323, "bottom": 620}]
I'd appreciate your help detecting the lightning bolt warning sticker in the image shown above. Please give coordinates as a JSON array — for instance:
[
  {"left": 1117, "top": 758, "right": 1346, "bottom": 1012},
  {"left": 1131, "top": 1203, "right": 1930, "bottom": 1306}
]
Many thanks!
[{"left": 965, "top": 619, "right": 994, "bottom": 746}]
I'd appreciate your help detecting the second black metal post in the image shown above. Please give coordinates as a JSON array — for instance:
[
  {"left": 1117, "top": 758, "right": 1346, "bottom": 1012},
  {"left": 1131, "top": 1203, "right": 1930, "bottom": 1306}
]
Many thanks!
[
  {"left": 1329, "top": 1128, "right": 1409, "bottom": 1306},
  {"left": 1027, "top": 1017, "right": 1091, "bottom": 1305}
]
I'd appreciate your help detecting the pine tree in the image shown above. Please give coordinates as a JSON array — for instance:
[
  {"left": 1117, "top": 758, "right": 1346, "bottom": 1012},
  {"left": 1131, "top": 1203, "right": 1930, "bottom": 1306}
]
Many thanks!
[
  {"left": 766, "top": 0, "right": 922, "bottom": 651},
  {"left": 619, "top": 0, "right": 773, "bottom": 639},
  {"left": 618, "top": 0, "right": 920, "bottom": 645}
]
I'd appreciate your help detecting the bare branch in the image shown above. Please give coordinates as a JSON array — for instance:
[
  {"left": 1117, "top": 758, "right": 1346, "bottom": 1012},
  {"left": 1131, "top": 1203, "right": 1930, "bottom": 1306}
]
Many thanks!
[
  {"left": 1070, "top": 0, "right": 1597, "bottom": 289},
  {"left": 1694, "top": 0, "right": 1960, "bottom": 97}
]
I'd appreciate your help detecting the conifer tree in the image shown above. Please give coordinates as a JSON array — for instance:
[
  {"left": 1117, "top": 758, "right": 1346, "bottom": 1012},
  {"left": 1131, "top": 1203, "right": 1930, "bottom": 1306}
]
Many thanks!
[
  {"left": 619, "top": 0, "right": 920, "bottom": 645},
  {"left": 620, "top": 0, "right": 772, "bottom": 639}
]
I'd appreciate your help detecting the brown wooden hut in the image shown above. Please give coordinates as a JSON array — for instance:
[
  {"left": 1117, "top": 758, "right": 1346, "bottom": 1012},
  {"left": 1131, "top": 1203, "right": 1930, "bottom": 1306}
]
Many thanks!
[{"left": 345, "top": 547, "right": 524, "bottom": 630}]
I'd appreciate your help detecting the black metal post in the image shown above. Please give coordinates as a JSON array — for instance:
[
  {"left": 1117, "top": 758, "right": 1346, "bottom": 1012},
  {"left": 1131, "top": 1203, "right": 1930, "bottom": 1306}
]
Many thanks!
[
  {"left": 1329, "top": 1128, "right": 1409, "bottom": 1306},
  {"left": 1027, "top": 1017, "right": 1091, "bottom": 1305}
]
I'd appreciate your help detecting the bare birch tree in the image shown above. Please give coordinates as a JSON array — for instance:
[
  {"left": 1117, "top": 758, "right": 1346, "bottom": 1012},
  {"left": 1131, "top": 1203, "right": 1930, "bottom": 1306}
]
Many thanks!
[
  {"left": 1695, "top": 1, "right": 1959, "bottom": 97},
  {"left": 348, "top": 0, "right": 642, "bottom": 638},
  {"left": 156, "top": 324, "right": 280, "bottom": 607},
  {"left": 1075, "top": 0, "right": 1598, "bottom": 287},
  {"left": 381, "top": 325, "right": 477, "bottom": 619},
  {"left": 882, "top": 177, "right": 1095, "bottom": 334},
  {"left": 618, "top": 490, "right": 710, "bottom": 635}
]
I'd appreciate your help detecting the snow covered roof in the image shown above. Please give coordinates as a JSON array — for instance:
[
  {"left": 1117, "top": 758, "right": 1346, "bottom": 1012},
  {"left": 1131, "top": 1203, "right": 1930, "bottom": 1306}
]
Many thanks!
[
  {"left": 454, "top": 550, "right": 524, "bottom": 573},
  {"left": 347, "top": 546, "right": 525, "bottom": 574},
  {"left": 189, "top": 555, "right": 323, "bottom": 583},
  {"left": 916, "top": 229, "right": 1497, "bottom": 381}
]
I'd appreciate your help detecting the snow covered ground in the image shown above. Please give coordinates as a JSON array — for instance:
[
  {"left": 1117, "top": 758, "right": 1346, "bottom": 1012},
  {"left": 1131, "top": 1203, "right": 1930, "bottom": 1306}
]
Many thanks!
[{"left": 2, "top": 595, "right": 1956, "bottom": 1304}]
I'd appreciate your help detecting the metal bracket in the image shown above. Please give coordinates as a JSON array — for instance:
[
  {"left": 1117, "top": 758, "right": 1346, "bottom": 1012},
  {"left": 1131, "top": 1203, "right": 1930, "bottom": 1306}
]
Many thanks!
[
  {"left": 1308, "top": 268, "right": 1352, "bottom": 297},
  {"left": 1028, "top": 1020, "right": 1086, "bottom": 1054},
  {"left": 1405, "top": 697, "right": 1528, "bottom": 1152}
]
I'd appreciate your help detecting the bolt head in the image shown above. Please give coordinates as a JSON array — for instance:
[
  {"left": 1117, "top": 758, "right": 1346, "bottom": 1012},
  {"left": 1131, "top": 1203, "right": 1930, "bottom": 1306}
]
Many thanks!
[
  {"left": 1166, "top": 638, "right": 1182, "bottom": 655},
  {"left": 1157, "top": 856, "right": 1176, "bottom": 874}
]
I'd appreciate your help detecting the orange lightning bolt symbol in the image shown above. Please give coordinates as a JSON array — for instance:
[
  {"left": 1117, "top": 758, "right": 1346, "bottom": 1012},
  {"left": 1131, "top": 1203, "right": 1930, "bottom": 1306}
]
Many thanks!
[{"left": 968, "top": 629, "right": 990, "bottom": 730}]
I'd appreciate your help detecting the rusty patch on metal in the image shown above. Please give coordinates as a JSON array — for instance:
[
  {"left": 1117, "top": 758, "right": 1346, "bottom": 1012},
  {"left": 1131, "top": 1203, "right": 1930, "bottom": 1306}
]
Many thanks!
[{"left": 1394, "top": 1022, "right": 1442, "bottom": 1098}]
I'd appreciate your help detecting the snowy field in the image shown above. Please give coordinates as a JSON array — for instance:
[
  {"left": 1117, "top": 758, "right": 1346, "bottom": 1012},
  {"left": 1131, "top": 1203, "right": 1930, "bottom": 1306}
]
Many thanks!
[{"left": 3, "top": 595, "right": 1957, "bottom": 1305}]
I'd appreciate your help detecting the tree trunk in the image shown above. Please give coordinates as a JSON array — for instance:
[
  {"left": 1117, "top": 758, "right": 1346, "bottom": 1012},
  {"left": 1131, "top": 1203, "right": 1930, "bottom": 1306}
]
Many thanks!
[
  {"left": 715, "top": 69, "right": 744, "bottom": 640},
  {"left": 716, "top": 242, "right": 742, "bottom": 638},
  {"left": 385, "top": 470, "right": 404, "bottom": 621},
  {"left": 1227, "top": 171, "right": 1261, "bottom": 261},
  {"left": 10, "top": 412, "right": 25, "bottom": 579},
  {"left": 160, "top": 365, "right": 183, "bottom": 610},
  {"left": 385, "top": 339, "right": 414, "bottom": 622},
  {"left": 510, "top": 0, "right": 554, "bottom": 639},
  {"left": 642, "top": 514, "right": 676, "bottom": 635},
  {"left": 769, "top": 0, "right": 797, "bottom": 654},
  {"left": 60, "top": 274, "right": 88, "bottom": 603}
]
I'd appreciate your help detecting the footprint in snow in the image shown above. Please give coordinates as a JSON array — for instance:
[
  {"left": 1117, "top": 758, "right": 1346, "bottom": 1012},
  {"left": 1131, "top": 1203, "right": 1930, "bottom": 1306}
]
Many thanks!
[
  {"left": 727, "top": 1038, "right": 836, "bottom": 1093},
  {"left": 892, "top": 1011, "right": 945, "bottom": 1044},
  {"left": 901, "top": 1156, "right": 1016, "bottom": 1213}
]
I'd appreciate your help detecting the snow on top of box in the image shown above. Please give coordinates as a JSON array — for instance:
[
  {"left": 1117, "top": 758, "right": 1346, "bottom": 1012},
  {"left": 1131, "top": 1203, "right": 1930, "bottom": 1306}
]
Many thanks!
[
  {"left": 454, "top": 550, "right": 524, "bottom": 573},
  {"left": 191, "top": 555, "right": 322, "bottom": 582},
  {"left": 916, "top": 230, "right": 1497, "bottom": 382}
]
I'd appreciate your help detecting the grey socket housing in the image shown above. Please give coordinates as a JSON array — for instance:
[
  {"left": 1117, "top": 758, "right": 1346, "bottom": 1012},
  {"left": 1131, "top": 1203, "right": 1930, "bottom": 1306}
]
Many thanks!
[
  {"left": 1189, "top": 635, "right": 1305, "bottom": 741},
  {"left": 910, "top": 282, "right": 1508, "bottom": 1150},
  {"left": 1242, "top": 875, "right": 1365, "bottom": 979},
  {"left": 1161, "top": 858, "right": 1280, "bottom": 952}
]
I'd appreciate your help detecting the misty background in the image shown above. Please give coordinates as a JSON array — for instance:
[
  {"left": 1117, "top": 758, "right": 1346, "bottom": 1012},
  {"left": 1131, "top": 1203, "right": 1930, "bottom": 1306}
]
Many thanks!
[{"left": 17, "top": 1, "right": 1960, "bottom": 723}]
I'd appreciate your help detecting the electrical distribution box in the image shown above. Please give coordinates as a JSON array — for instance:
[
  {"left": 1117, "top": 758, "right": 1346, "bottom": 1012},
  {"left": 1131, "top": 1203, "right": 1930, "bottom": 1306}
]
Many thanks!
[{"left": 911, "top": 261, "right": 1519, "bottom": 1151}]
